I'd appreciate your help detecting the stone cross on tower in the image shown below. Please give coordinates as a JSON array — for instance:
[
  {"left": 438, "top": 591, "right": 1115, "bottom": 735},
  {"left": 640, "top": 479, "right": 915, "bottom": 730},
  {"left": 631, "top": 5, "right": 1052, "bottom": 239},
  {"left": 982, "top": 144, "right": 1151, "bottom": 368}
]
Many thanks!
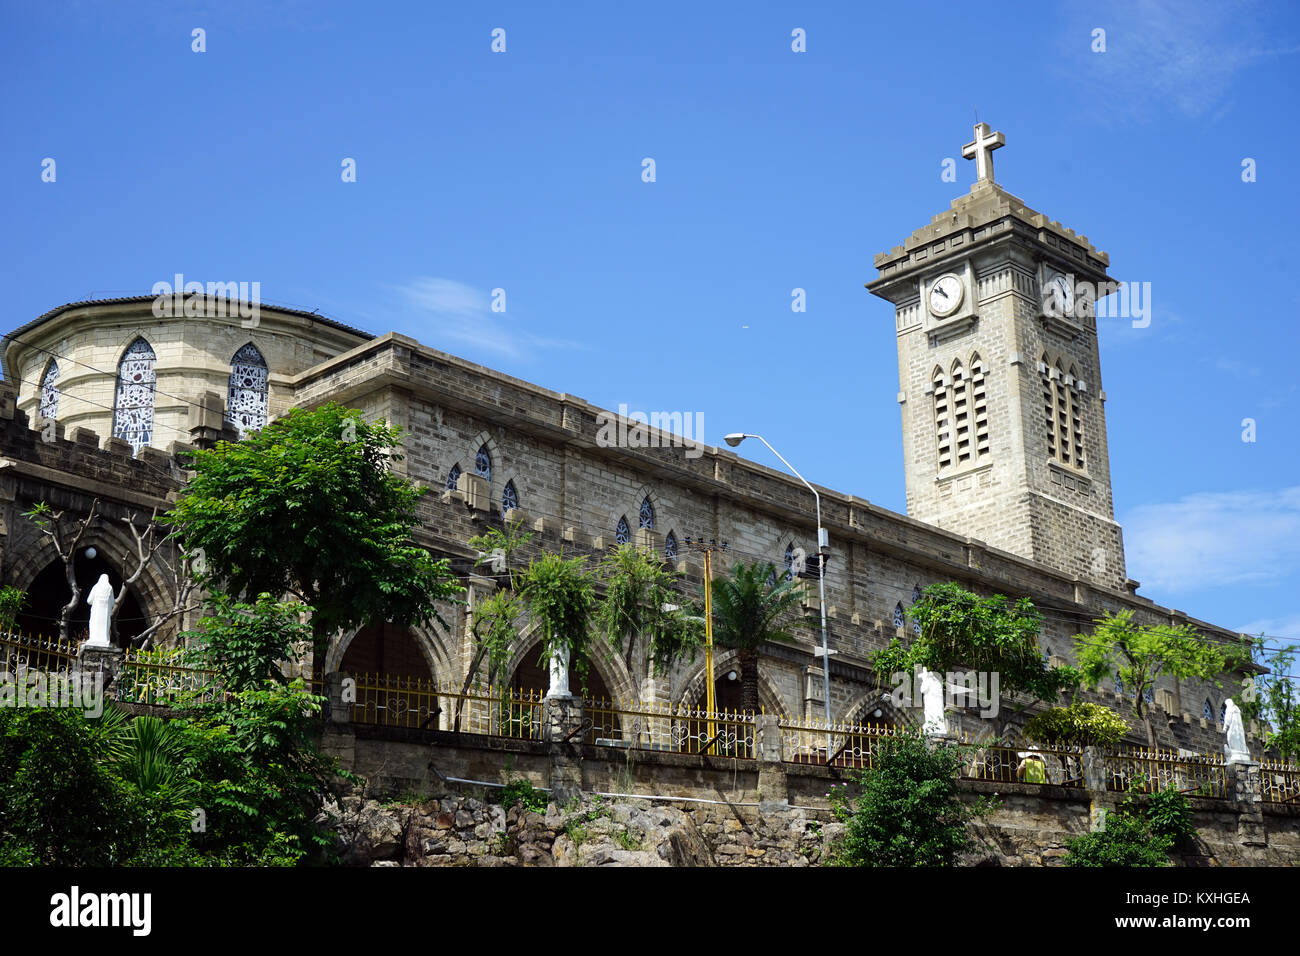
[{"left": 962, "top": 122, "right": 1005, "bottom": 184}]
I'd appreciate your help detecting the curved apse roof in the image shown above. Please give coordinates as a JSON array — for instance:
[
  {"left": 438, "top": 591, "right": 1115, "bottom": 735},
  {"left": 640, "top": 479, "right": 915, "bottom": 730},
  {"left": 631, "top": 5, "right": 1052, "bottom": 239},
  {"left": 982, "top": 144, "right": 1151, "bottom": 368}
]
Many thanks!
[{"left": 1, "top": 294, "right": 375, "bottom": 381}]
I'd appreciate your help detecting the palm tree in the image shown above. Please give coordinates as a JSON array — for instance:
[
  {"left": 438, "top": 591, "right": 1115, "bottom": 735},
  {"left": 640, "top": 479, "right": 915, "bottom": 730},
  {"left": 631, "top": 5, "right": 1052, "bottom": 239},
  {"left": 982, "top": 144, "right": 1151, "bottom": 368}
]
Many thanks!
[
  {"left": 595, "top": 544, "right": 700, "bottom": 694},
  {"left": 709, "top": 561, "right": 806, "bottom": 714}
]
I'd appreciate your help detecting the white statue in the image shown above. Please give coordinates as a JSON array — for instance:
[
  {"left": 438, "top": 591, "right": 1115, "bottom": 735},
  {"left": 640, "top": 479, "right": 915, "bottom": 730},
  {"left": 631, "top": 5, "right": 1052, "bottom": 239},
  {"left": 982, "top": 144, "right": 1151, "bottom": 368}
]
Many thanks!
[
  {"left": 918, "top": 668, "right": 948, "bottom": 737},
  {"left": 546, "top": 642, "right": 571, "bottom": 699},
  {"left": 1222, "top": 698, "right": 1251, "bottom": 764},
  {"left": 86, "top": 573, "right": 115, "bottom": 647}
]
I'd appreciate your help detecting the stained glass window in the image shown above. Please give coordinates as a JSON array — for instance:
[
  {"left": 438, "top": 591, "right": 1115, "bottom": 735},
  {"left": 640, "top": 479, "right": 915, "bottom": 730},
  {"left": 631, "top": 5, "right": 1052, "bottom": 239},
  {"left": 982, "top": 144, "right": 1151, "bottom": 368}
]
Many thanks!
[
  {"left": 1113, "top": 673, "right": 1124, "bottom": 696},
  {"left": 226, "top": 343, "right": 268, "bottom": 437},
  {"left": 1143, "top": 686, "right": 1154, "bottom": 704},
  {"left": 784, "top": 543, "right": 796, "bottom": 582},
  {"left": 39, "top": 360, "right": 59, "bottom": 422},
  {"left": 475, "top": 444, "right": 492, "bottom": 483},
  {"left": 664, "top": 530, "right": 678, "bottom": 561},
  {"left": 1203, "top": 699, "right": 1213, "bottom": 721},
  {"left": 893, "top": 603, "right": 905, "bottom": 629},
  {"left": 112, "top": 337, "right": 156, "bottom": 454},
  {"left": 615, "top": 516, "right": 631, "bottom": 545},
  {"left": 1219, "top": 702, "right": 1227, "bottom": 726},
  {"left": 912, "top": 584, "right": 922, "bottom": 604},
  {"left": 445, "top": 463, "right": 461, "bottom": 491},
  {"left": 502, "top": 480, "right": 519, "bottom": 513},
  {"left": 639, "top": 496, "right": 655, "bottom": 530}
]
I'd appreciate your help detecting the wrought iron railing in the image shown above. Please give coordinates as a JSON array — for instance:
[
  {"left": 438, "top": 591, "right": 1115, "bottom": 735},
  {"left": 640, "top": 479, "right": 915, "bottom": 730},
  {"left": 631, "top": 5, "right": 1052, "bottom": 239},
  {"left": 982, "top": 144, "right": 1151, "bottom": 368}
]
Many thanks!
[
  {"left": 0, "top": 631, "right": 78, "bottom": 675},
  {"left": 116, "top": 646, "right": 220, "bottom": 706},
  {"left": 778, "top": 716, "right": 903, "bottom": 768},
  {"left": 1104, "top": 747, "right": 1229, "bottom": 798},
  {"left": 1259, "top": 760, "right": 1300, "bottom": 805},
  {"left": 586, "top": 697, "right": 756, "bottom": 757},
  {"left": 958, "top": 743, "right": 1085, "bottom": 788}
]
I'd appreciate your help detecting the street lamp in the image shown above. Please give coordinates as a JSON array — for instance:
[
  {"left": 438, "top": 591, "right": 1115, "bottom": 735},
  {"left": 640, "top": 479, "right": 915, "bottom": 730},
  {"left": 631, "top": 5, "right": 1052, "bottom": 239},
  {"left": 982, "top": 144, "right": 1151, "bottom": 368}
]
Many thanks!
[{"left": 724, "top": 433, "right": 833, "bottom": 753}]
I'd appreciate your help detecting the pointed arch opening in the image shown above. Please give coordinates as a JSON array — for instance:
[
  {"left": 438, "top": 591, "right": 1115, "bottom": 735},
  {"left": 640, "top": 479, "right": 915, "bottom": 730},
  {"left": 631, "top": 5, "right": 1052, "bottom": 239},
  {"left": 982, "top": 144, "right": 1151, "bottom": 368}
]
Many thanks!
[
  {"left": 227, "top": 342, "right": 269, "bottom": 437},
  {"left": 112, "top": 337, "right": 156, "bottom": 454},
  {"left": 39, "top": 359, "right": 59, "bottom": 423}
]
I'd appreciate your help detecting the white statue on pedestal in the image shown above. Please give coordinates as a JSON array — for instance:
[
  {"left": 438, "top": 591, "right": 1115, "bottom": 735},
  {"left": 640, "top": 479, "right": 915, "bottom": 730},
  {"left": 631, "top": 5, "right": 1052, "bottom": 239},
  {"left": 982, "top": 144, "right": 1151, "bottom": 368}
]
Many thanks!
[
  {"left": 918, "top": 668, "right": 948, "bottom": 737},
  {"left": 546, "top": 642, "right": 571, "bottom": 699},
  {"left": 86, "top": 573, "right": 115, "bottom": 647},
  {"left": 1222, "top": 698, "right": 1251, "bottom": 764}
]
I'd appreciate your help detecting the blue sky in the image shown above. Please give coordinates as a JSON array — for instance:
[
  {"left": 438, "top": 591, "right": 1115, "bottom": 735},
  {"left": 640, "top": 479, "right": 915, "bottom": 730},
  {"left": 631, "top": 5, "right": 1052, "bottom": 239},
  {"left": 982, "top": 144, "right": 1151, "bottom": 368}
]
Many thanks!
[{"left": 3, "top": 0, "right": 1299, "bottom": 645}]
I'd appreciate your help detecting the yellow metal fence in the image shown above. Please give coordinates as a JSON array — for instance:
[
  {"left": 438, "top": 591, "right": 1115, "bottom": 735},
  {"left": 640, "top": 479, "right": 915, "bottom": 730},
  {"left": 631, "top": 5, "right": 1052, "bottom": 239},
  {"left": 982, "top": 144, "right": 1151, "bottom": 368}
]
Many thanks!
[
  {"left": 1260, "top": 760, "right": 1300, "bottom": 805},
  {"left": 1105, "top": 747, "right": 1229, "bottom": 798},
  {"left": 0, "top": 631, "right": 78, "bottom": 675}
]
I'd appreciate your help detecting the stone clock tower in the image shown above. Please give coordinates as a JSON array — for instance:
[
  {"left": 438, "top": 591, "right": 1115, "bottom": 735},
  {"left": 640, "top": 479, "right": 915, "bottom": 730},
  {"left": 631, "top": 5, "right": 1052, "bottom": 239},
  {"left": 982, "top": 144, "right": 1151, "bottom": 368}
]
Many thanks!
[{"left": 867, "top": 125, "right": 1126, "bottom": 590}]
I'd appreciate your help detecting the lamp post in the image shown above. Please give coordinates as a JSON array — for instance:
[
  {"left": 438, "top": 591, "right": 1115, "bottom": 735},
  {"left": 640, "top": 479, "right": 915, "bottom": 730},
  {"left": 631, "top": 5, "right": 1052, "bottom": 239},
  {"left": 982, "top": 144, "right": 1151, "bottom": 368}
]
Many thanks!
[{"left": 724, "top": 433, "right": 833, "bottom": 756}]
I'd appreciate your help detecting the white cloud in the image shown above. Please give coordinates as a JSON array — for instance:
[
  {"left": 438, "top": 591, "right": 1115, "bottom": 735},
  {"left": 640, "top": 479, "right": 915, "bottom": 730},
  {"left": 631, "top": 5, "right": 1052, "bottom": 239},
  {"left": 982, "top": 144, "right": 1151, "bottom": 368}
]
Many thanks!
[
  {"left": 1121, "top": 486, "right": 1300, "bottom": 592},
  {"left": 389, "top": 277, "right": 584, "bottom": 360},
  {"left": 1066, "top": 0, "right": 1300, "bottom": 120},
  {"left": 1233, "top": 614, "right": 1300, "bottom": 641}
]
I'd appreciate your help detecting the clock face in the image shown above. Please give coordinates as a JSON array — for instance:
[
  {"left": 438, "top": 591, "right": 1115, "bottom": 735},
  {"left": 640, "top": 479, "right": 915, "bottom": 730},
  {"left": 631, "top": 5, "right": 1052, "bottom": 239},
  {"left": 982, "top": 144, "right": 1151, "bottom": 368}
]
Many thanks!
[
  {"left": 1048, "top": 274, "right": 1075, "bottom": 315},
  {"left": 928, "top": 274, "right": 964, "bottom": 317}
]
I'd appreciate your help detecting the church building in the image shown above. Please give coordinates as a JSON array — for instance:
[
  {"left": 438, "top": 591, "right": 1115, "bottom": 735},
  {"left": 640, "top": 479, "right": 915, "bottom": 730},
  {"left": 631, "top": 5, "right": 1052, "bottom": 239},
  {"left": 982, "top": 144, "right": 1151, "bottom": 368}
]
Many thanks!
[{"left": 0, "top": 126, "right": 1257, "bottom": 754}]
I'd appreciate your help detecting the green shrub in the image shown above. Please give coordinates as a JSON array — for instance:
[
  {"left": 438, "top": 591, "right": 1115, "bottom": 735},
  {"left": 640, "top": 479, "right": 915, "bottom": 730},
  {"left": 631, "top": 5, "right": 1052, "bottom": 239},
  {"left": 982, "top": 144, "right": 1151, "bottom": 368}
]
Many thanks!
[
  {"left": 1064, "top": 785, "right": 1194, "bottom": 867},
  {"left": 1025, "top": 702, "right": 1129, "bottom": 747},
  {"left": 831, "top": 733, "right": 995, "bottom": 867},
  {"left": 500, "top": 779, "right": 548, "bottom": 814}
]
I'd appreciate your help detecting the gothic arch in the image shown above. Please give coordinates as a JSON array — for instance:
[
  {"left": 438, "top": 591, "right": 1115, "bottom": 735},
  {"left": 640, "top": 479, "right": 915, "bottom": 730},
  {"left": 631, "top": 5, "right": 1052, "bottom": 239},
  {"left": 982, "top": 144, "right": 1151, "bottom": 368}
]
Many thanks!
[
  {"left": 325, "top": 616, "right": 454, "bottom": 680},
  {"left": 9, "top": 521, "right": 173, "bottom": 645},
  {"left": 226, "top": 341, "right": 269, "bottom": 437},
  {"left": 465, "top": 430, "right": 502, "bottom": 492},
  {"left": 112, "top": 335, "right": 157, "bottom": 454},
  {"left": 839, "top": 691, "right": 912, "bottom": 728},
  {"left": 501, "top": 627, "right": 637, "bottom": 711},
  {"left": 674, "top": 649, "right": 788, "bottom": 715}
]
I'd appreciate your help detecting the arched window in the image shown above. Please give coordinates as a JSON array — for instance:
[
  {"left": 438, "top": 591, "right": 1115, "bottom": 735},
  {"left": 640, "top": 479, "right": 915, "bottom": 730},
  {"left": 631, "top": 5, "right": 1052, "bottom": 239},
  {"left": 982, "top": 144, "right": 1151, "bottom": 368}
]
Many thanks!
[
  {"left": 226, "top": 343, "right": 268, "bottom": 437},
  {"left": 969, "top": 354, "right": 990, "bottom": 459},
  {"left": 1219, "top": 701, "right": 1227, "bottom": 727},
  {"left": 502, "top": 479, "right": 519, "bottom": 513},
  {"left": 664, "top": 530, "right": 678, "bottom": 561},
  {"left": 911, "top": 584, "right": 922, "bottom": 604},
  {"left": 1113, "top": 673, "right": 1125, "bottom": 696},
  {"left": 112, "top": 337, "right": 156, "bottom": 454},
  {"left": 1203, "top": 699, "right": 1213, "bottom": 721},
  {"left": 445, "top": 463, "right": 461, "bottom": 491},
  {"left": 474, "top": 444, "right": 492, "bottom": 483},
  {"left": 1041, "top": 354, "right": 1086, "bottom": 469},
  {"left": 783, "top": 543, "right": 796, "bottom": 581},
  {"left": 1142, "top": 685, "right": 1154, "bottom": 704},
  {"left": 639, "top": 496, "right": 655, "bottom": 530},
  {"left": 893, "top": 603, "right": 905, "bottom": 629},
  {"left": 932, "top": 366, "right": 952, "bottom": 469},
  {"left": 950, "top": 359, "right": 972, "bottom": 465},
  {"left": 615, "top": 516, "right": 631, "bottom": 545},
  {"left": 39, "top": 360, "right": 59, "bottom": 422}
]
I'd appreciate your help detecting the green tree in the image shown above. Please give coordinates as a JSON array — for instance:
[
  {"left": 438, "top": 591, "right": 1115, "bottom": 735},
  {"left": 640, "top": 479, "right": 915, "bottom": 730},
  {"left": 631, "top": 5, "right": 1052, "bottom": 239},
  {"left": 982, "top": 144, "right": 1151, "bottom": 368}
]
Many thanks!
[
  {"left": 517, "top": 551, "right": 596, "bottom": 688},
  {"left": 874, "top": 582, "right": 1076, "bottom": 707},
  {"left": 461, "top": 516, "right": 534, "bottom": 693},
  {"left": 594, "top": 543, "right": 701, "bottom": 692},
  {"left": 832, "top": 733, "right": 993, "bottom": 867},
  {"left": 1074, "top": 610, "right": 1246, "bottom": 747},
  {"left": 0, "top": 586, "right": 25, "bottom": 632},
  {"left": 1024, "top": 702, "right": 1130, "bottom": 748},
  {"left": 168, "top": 402, "right": 463, "bottom": 664},
  {"left": 1248, "top": 638, "right": 1300, "bottom": 762},
  {"left": 185, "top": 591, "right": 314, "bottom": 691},
  {"left": 708, "top": 561, "right": 805, "bottom": 714}
]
